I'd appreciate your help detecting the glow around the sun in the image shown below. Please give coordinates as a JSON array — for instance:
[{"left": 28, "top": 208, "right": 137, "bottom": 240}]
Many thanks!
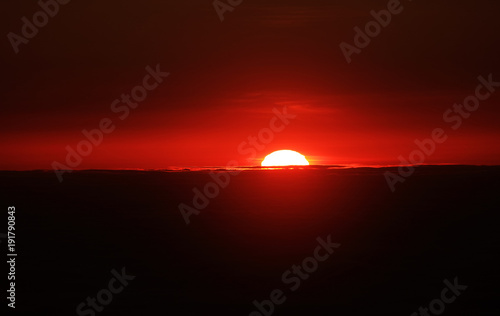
[{"left": 261, "top": 150, "right": 309, "bottom": 167}]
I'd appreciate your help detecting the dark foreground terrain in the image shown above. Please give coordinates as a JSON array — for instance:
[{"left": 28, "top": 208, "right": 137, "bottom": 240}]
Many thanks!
[{"left": 1, "top": 166, "right": 499, "bottom": 315}]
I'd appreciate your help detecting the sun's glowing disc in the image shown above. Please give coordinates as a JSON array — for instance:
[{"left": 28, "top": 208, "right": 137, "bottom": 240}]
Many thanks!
[{"left": 261, "top": 150, "right": 309, "bottom": 167}]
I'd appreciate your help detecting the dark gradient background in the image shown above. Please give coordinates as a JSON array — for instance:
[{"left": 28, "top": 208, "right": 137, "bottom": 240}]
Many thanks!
[
  {"left": 1, "top": 167, "right": 499, "bottom": 315},
  {"left": 1, "top": 1, "right": 500, "bottom": 315},
  {"left": 1, "top": 0, "right": 500, "bottom": 168}
]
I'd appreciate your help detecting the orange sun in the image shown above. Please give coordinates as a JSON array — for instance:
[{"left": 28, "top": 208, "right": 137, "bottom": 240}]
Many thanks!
[{"left": 261, "top": 150, "right": 309, "bottom": 167}]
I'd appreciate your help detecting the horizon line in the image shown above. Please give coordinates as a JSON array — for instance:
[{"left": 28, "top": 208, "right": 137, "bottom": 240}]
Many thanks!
[{"left": 1, "top": 163, "right": 500, "bottom": 172}]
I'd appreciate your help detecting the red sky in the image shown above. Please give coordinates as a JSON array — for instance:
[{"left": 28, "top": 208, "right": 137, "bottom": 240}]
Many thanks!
[{"left": 1, "top": 0, "right": 499, "bottom": 169}]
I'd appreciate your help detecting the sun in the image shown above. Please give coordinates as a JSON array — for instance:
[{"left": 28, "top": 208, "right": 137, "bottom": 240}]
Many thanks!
[{"left": 261, "top": 150, "right": 309, "bottom": 167}]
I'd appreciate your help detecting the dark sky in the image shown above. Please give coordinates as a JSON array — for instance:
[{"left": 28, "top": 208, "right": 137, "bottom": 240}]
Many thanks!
[{"left": 1, "top": 0, "right": 500, "bottom": 169}]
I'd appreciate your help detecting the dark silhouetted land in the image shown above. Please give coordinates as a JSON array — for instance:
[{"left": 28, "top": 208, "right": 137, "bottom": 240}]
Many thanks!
[{"left": 1, "top": 166, "right": 499, "bottom": 315}]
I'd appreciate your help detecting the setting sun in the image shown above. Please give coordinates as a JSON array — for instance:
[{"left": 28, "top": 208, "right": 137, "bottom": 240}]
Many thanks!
[{"left": 261, "top": 150, "right": 309, "bottom": 167}]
